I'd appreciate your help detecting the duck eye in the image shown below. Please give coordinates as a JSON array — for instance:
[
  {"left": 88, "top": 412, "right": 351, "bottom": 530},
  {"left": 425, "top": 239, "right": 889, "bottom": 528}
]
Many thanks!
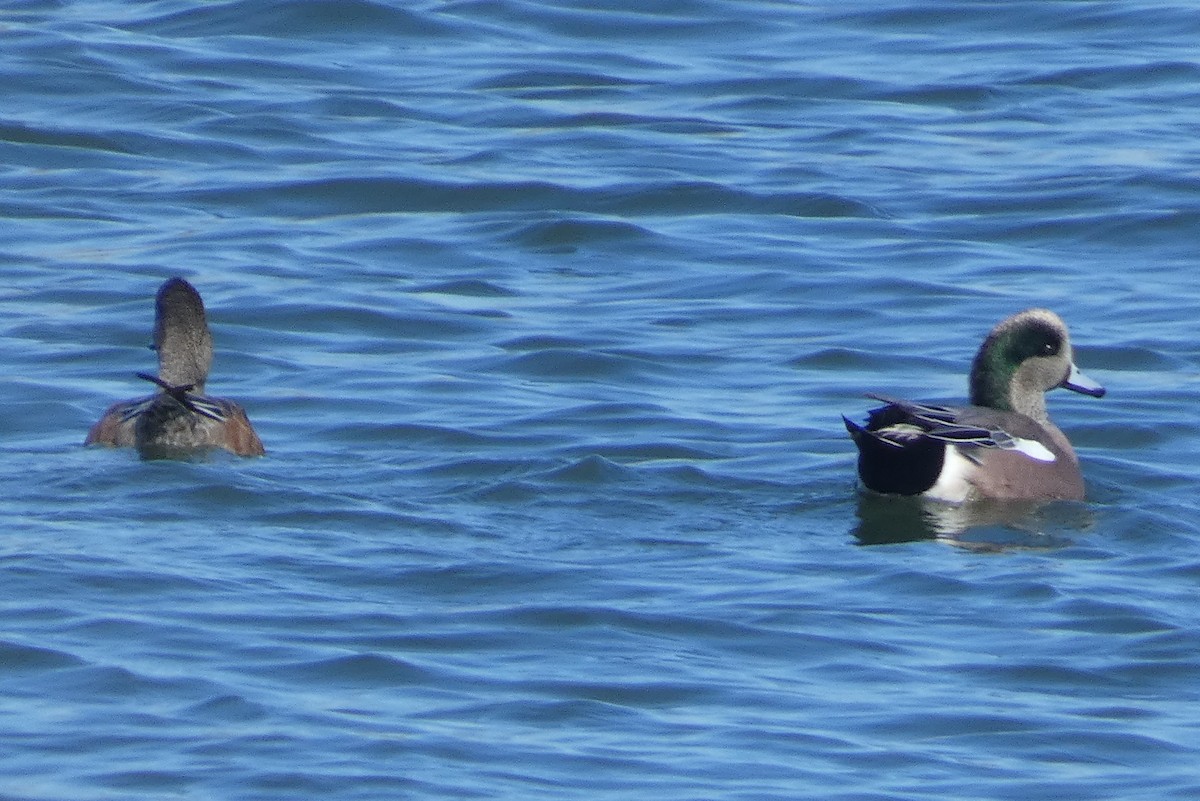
[{"left": 1041, "top": 341, "right": 1058, "bottom": 356}]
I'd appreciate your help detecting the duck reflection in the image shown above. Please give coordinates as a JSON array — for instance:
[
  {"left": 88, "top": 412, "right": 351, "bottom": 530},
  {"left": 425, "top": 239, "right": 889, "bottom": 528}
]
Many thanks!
[{"left": 851, "top": 492, "right": 1095, "bottom": 550}]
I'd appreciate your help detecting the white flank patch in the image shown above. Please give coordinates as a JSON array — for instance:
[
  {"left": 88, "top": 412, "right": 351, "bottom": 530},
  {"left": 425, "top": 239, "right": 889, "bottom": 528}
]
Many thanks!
[
  {"left": 1011, "top": 437, "right": 1056, "bottom": 463},
  {"left": 925, "top": 446, "right": 975, "bottom": 504}
]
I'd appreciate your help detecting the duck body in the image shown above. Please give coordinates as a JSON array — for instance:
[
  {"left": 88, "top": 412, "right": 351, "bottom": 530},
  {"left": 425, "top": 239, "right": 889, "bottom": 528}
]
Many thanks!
[
  {"left": 846, "top": 394, "right": 1085, "bottom": 502},
  {"left": 87, "top": 386, "right": 263, "bottom": 460},
  {"left": 845, "top": 309, "right": 1104, "bottom": 503},
  {"left": 85, "top": 277, "right": 264, "bottom": 459}
]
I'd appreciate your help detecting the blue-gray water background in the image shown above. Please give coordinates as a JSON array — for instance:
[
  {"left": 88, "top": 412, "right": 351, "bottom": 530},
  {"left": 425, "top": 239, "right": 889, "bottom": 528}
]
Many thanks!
[{"left": 3, "top": 1, "right": 1199, "bottom": 799}]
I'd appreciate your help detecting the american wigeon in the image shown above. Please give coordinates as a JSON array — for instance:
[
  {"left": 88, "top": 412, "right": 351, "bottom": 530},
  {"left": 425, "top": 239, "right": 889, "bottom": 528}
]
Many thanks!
[
  {"left": 844, "top": 309, "right": 1104, "bottom": 502},
  {"left": 85, "top": 277, "right": 265, "bottom": 458}
]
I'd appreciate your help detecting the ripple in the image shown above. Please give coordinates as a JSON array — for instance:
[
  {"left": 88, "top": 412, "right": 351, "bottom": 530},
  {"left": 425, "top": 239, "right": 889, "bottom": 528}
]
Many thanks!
[
  {"left": 185, "top": 693, "right": 271, "bottom": 723},
  {"left": 470, "top": 69, "right": 645, "bottom": 92},
  {"left": 181, "top": 176, "right": 876, "bottom": 219},
  {"left": 271, "top": 652, "right": 437, "bottom": 687},
  {"left": 0, "top": 640, "right": 83, "bottom": 671},
  {"left": 565, "top": 442, "right": 721, "bottom": 462},
  {"left": 1020, "top": 61, "right": 1200, "bottom": 90},
  {"left": 246, "top": 302, "right": 492, "bottom": 340},
  {"left": 412, "top": 279, "right": 517, "bottom": 298},
  {"left": 498, "top": 349, "right": 651, "bottom": 381},
  {"left": 509, "top": 217, "right": 653, "bottom": 250},
  {"left": 126, "top": 0, "right": 461, "bottom": 38},
  {"left": 542, "top": 455, "right": 636, "bottom": 484}
]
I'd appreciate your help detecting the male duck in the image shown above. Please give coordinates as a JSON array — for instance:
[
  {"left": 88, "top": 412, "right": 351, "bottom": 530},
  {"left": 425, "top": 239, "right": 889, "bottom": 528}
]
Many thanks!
[
  {"left": 86, "top": 277, "right": 265, "bottom": 458},
  {"left": 844, "top": 309, "right": 1103, "bottom": 502}
]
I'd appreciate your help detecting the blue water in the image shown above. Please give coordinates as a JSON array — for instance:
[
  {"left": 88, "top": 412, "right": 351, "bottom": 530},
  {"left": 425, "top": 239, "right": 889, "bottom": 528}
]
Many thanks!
[{"left": 3, "top": 1, "right": 1200, "bottom": 799}]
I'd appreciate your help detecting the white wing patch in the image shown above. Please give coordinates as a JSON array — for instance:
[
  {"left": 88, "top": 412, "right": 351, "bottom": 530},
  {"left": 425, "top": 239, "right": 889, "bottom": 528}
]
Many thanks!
[{"left": 1010, "top": 437, "right": 1056, "bottom": 463}]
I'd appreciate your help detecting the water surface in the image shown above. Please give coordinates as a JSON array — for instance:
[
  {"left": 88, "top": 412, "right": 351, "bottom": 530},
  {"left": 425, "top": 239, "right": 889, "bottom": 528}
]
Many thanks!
[{"left": 3, "top": 2, "right": 1199, "bottom": 799}]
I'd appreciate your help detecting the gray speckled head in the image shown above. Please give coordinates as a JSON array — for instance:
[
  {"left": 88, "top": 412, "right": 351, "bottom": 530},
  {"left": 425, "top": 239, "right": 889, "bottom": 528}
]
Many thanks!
[
  {"left": 969, "top": 308, "right": 1104, "bottom": 423},
  {"left": 153, "top": 277, "right": 213, "bottom": 391}
]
